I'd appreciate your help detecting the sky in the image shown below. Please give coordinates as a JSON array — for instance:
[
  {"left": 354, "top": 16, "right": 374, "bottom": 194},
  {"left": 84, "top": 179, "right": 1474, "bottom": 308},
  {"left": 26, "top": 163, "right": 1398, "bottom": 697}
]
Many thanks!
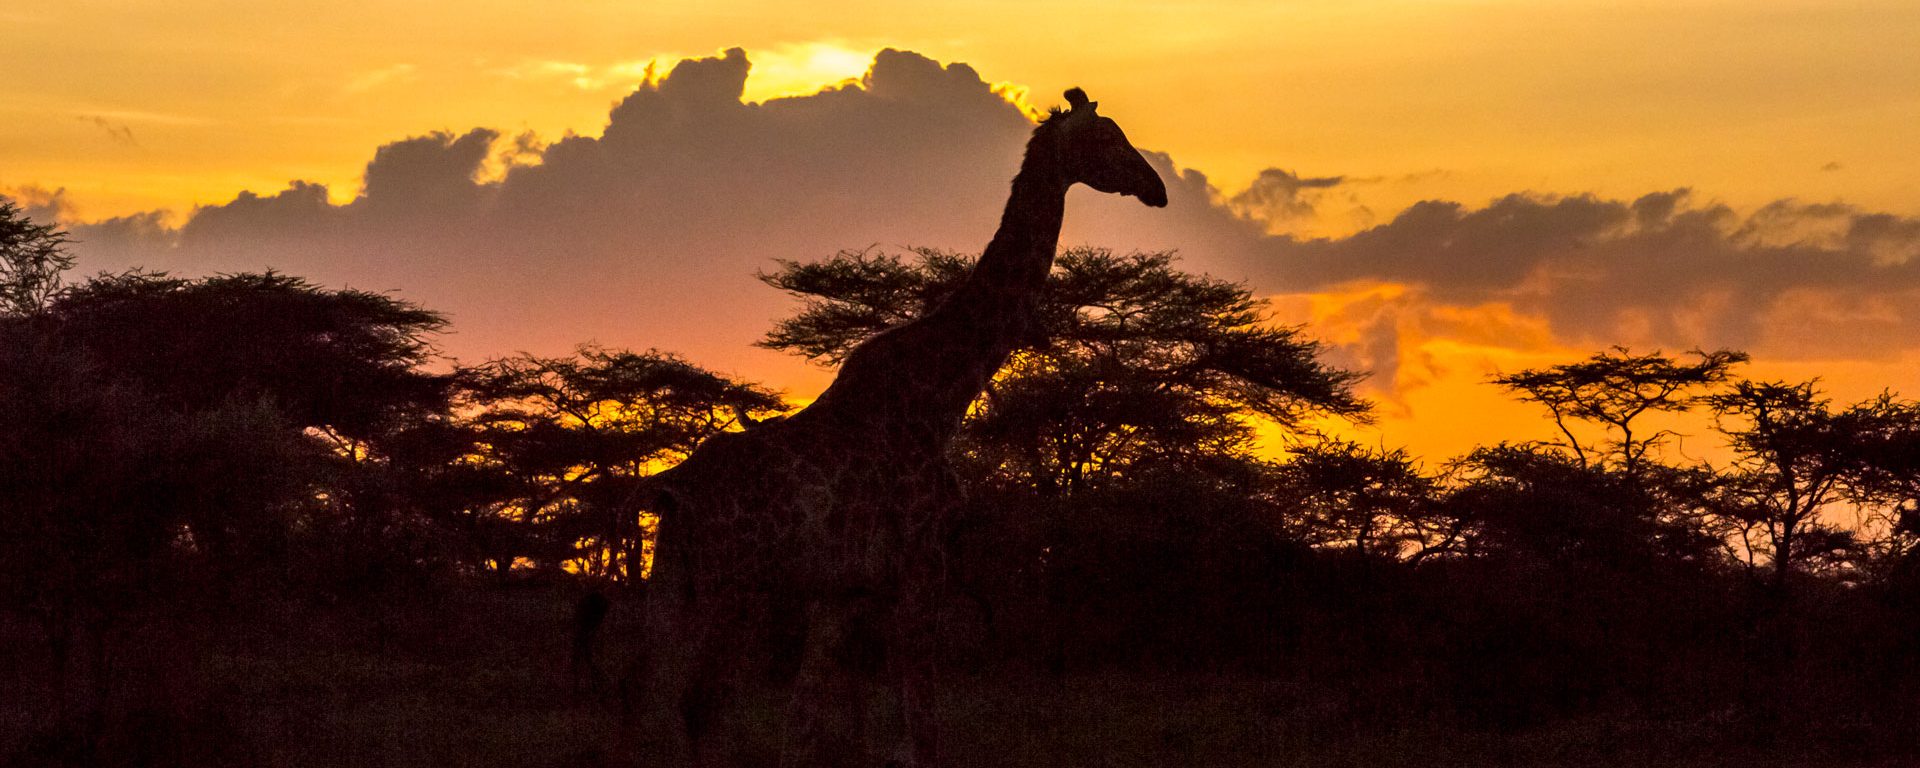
[{"left": 6, "top": 0, "right": 1920, "bottom": 462}]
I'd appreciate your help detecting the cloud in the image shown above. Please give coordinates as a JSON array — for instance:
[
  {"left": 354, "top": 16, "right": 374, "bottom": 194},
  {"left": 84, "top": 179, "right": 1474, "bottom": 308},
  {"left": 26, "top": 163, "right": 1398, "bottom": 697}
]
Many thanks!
[
  {"left": 76, "top": 108, "right": 212, "bottom": 127},
  {"left": 360, "top": 128, "right": 495, "bottom": 213},
  {"left": 58, "top": 47, "right": 1920, "bottom": 404},
  {"left": 81, "top": 116, "right": 138, "bottom": 147},
  {"left": 1226, "top": 168, "right": 1346, "bottom": 226},
  {"left": 69, "top": 47, "right": 1046, "bottom": 389},
  {"left": 1249, "top": 189, "right": 1920, "bottom": 367},
  {"left": 5, "top": 185, "right": 73, "bottom": 224}
]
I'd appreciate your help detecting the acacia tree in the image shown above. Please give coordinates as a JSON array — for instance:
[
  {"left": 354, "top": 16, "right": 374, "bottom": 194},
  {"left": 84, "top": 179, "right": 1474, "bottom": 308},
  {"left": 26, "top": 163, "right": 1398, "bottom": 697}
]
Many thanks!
[
  {"left": 1493, "top": 347, "right": 1747, "bottom": 472},
  {"left": 458, "top": 347, "right": 786, "bottom": 581},
  {"left": 1478, "top": 348, "right": 1753, "bottom": 586},
  {"left": 50, "top": 270, "right": 450, "bottom": 439},
  {"left": 1266, "top": 441, "right": 1451, "bottom": 560},
  {"left": 1441, "top": 442, "right": 1722, "bottom": 568},
  {"left": 1705, "top": 381, "right": 1920, "bottom": 589},
  {"left": 1842, "top": 401, "right": 1920, "bottom": 586},
  {"left": 0, "top": 344, "right": 317, "bottom": 716},
  {"left": 0, "top": 198, "right": 73, "bottom": 314},
  {"left": 0, "top": 232, "right": 431, "bottom": 714},
  {"left": 760, "top": 247, "right": 1366, "bottom": 494},
  {"left": 37, "top": 271, "right": 461, "bottom": 594}
]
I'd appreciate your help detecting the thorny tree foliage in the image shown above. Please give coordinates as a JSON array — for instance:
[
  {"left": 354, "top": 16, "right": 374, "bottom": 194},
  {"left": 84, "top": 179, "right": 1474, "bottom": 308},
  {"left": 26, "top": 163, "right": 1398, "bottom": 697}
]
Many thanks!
[
  {"left": 761, "top": 247, "right": 1367, "bottom": 492},
  {"left": 1706, "top": 381, "right": 1920, "bottom": 586},
  {"left": 53, "top": 270, "right": 451, "bottom": 439},
  {"left": 0, "top": 256, "right": 452, "bottom": 719},
  {"left": 455, "top": 347, "right": 788, "bottom": 579},
  {"left": 1265, "top": 441, "right": 1455, "bottom": 560},
  {"left": 0, "top": 199, "right": 73, "bottom": 315},
  {"left": 1493, "top": 348, "right": 1920, "bottom": 585},
  {"left": 1493, "top": 347, "right": 1746, "bottom": 472}
]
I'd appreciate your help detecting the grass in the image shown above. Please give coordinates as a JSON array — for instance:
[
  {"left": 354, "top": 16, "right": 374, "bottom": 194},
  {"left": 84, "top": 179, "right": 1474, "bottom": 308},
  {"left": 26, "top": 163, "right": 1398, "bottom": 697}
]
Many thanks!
[{"left": 0, "top": 586, "right": 1907, "bottom": 766}]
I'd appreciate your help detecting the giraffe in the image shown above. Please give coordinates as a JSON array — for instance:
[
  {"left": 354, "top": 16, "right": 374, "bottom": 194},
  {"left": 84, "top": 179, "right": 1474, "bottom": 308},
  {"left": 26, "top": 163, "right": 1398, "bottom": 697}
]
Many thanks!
[{"left": 633, "top": 88, "right": 1167, "bottom": 767}]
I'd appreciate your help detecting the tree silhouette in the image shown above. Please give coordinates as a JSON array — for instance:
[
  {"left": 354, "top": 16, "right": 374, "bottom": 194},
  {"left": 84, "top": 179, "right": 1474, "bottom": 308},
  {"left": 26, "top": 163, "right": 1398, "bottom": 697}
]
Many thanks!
[
  {"left": 0, "top": 198, "right": 73, "bottom": 314},
  {"left": 1268, "top": 440, "right": 1447, "bottom": 560},
  {"left": 1705, "top": 381, "right": 1920, "bottom": 589},
  {"left": 1493, "top": 347, "right": 1746, "bottom": 472},
  {"left": 1444, "top": 443, "right": 1720, "bottom": 568},
  {"left": 49, "top": 271, "right": 449, "bottom": 439},
  {"left": 0, "top": 320, "right": 322, "bottom": 721},
  {"left": 457, "top": 347, "right": 786, "bottom": 580},
  {"left": 6, "top": 187, "right": 1920, "bottom": 761},
  {"left": 762, "top": 247, "right": 1366, "bottom": 493},
  {"left": 0, "top": 246, "right": 460, "bottom": 726}
]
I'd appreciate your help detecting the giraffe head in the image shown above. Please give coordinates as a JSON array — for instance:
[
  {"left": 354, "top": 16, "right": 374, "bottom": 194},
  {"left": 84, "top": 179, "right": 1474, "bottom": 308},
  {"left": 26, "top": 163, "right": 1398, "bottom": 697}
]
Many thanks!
[{"left": 1048, "top": 88, "right": 1168, "bottom": 207}]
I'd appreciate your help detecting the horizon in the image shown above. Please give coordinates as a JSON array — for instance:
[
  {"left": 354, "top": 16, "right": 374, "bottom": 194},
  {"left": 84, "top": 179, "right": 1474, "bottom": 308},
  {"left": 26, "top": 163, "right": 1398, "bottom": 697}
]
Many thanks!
[
  {"left": 10, "top": 6, "right": 1920, "bottom": 764},
  {"left": 8, "top": 4, "right": 1920, "bottom": 462}
]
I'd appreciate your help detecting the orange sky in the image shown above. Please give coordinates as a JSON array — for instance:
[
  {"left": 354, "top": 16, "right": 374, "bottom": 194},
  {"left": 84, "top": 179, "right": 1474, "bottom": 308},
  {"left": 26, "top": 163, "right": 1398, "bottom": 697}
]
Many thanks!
[
  {"left": 6, "top": 1, "right": 1919, "bottom": 463},
  {"left": 10, "top": 1, "right": 1920, "bottom": 220}
]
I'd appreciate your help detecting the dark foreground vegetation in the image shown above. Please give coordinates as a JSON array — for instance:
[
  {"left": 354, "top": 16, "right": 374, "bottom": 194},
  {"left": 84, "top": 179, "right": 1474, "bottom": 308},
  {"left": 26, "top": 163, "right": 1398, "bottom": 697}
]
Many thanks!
[
  {"left": 5, "top": 202, "right": 1920, "bottom": 765},
  {"left": 3, "top": 583, "right": 1906, "bottom": 768}
]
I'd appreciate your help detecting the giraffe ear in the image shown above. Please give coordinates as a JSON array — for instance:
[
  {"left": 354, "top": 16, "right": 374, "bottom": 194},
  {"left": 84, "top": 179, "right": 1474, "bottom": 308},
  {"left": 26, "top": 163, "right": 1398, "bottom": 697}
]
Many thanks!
[{"left": 1064, "top": 88, "right": 1094, "bottom": 112}]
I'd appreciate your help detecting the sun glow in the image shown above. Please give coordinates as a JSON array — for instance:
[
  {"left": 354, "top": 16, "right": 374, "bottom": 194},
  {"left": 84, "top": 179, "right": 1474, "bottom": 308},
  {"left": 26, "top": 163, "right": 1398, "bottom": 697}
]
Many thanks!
[
  {"left": 741, "top": 41, "right": 876, "bottom": 103},
  {"left": 498, "top": 40, "right": 880, "bottom": 100},
  {"left": 553, "top": 42, "right": 881, "bottom": 105}
]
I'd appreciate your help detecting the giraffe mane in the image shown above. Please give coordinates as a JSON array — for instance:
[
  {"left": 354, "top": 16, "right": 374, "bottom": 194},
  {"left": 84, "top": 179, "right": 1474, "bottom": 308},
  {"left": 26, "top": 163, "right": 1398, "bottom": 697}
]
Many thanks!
[{"left": 1022, "top": 113, "right": 1067, "bottom": 167}]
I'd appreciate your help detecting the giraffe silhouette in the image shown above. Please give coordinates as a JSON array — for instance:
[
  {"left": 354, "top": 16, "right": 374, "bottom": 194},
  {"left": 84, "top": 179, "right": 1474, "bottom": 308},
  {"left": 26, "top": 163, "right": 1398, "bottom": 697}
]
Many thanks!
[{"left": 633, "top": 88, "right": 1166, "bottom": 767}]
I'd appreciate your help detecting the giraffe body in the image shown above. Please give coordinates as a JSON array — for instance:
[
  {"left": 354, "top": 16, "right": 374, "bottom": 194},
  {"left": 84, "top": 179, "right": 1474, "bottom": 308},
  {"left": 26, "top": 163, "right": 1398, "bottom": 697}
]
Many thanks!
[{"left": 634, "top": 89, "right": 1166, "bottom": 767}]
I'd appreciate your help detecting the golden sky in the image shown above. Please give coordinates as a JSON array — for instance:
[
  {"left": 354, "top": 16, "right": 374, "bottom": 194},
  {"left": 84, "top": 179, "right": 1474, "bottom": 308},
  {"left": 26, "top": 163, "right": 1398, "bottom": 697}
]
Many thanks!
[
  {"left": 6, "top": 0, "right": 1920, "bottom": 462},
  {"left": 10, "top": 1, "right": 1918, "bottom": 219}
]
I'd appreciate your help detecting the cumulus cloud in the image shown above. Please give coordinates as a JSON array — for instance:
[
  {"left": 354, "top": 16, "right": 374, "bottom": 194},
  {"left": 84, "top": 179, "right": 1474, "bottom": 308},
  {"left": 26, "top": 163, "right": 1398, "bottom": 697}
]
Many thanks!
[
  {"left": 68, "top": 47, "right": 1051, "bottom": 389},
  {"left": 56, "top": 46, "right": 1920, "bottom": 403},
  {"left": 6, "top": 185, "right": 73, "bottom": 224},
  {"left": 1252, "top": 190, "right": 1920, "bottom": 361},
  {"left": 1227, "top": 168, "right": 1346, "bottom": 226}
]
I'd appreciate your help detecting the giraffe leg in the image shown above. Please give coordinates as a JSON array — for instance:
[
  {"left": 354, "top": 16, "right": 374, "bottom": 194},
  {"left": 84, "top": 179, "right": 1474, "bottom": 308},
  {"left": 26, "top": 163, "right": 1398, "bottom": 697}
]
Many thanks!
[
  {"left": 679, "top": 656, "right": 738, "bottom": 768},
  {"left": 630, "top": 600, "right": 696, "bottom": 766},
  {"left": 632, "top": 552, "right": 748, "bottom": 767},
  {"left": 885, "top": 473, "right": 959, "bottom": 767},
  {"left": 885, "top": 587, "right": 941, "bottom": 767},
  {"left": 636, "top": 606, "right": 755, "bottom": 768},
  {"left": 780, "top": 597, "right": 874, "bottom": 768}
]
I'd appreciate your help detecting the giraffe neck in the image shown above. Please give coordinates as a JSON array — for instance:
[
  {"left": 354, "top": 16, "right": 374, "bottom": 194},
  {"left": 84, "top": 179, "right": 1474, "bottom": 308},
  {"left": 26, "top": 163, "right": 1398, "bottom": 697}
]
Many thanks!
[
  {"left": 955, "top": 143, "right": 1068, "bottom": 312},
  {"left": 799, "top": 124, "right": 1069, "bottom": 444}
]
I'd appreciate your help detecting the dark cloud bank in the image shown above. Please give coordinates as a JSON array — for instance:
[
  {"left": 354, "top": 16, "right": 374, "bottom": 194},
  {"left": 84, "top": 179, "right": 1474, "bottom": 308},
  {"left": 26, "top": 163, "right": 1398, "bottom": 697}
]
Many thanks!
[{"left": 54, "top": 47, "right": 1920, "bottom": 393}]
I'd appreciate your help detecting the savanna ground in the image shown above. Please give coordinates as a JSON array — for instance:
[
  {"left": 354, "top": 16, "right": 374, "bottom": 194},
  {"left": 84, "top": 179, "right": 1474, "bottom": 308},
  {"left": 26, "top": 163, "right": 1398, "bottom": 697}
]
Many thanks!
[{"left": 1, "top": 583, "right": 1902, "bottom": 768}]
